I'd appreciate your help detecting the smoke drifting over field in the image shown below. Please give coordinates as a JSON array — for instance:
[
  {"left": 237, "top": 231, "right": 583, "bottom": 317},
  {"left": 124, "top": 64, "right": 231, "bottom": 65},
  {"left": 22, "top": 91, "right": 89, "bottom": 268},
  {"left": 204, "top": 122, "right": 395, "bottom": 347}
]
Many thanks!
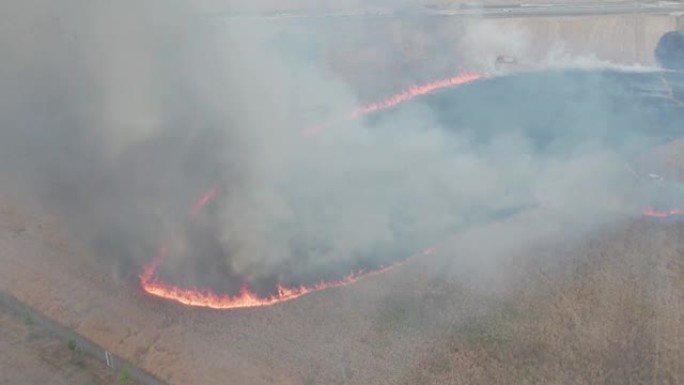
[{"left": 1, "top": 0, "right": 683, "bottom": 294}]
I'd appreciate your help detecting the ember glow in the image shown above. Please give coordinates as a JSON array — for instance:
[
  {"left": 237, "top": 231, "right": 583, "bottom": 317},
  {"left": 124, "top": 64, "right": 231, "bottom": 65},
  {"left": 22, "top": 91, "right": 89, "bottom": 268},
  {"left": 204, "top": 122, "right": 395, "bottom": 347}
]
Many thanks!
[{"left": 140, "top": 72, "right": 484, "bottom": 309}]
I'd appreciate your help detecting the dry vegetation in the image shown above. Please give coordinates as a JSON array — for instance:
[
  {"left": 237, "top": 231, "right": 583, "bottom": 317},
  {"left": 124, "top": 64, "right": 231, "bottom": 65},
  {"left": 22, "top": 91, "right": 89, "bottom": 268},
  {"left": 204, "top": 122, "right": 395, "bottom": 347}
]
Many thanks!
[
  {"left": 397, "top": 221, "right": 684, "bottom": 384},
  {"left": 0, "top": 303, "right": 117, "bottom": 384},
  {"left": 5, "top": 198, "right": 684, "bottom": 384},
  {"left": 293, "top": 14, "right": 676, "bottom": 101}
]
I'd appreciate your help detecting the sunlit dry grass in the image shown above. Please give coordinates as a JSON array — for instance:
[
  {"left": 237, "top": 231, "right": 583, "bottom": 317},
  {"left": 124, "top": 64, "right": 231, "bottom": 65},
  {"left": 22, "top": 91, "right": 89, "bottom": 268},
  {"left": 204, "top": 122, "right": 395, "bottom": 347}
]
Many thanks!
[{"left": 399, "top": 221, "right": 684, "bottom": 384}]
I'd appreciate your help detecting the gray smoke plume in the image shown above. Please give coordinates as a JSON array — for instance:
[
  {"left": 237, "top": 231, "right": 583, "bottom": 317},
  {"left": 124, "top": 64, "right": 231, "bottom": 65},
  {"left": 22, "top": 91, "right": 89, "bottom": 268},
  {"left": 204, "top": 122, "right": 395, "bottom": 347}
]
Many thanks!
[{"left": 1, "top": 0, "right": 683, "bottom": 294}]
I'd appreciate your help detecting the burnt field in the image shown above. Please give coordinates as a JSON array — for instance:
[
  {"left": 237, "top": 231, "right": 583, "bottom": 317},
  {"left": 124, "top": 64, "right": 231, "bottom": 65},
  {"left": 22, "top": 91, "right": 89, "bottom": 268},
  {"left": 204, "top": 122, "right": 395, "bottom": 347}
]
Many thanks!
[
  {"left": 133, "top": 67, "right": 684, "bottom": 309},
  {"left": 1, "top": 66, "right": 684, "bottom": 384}
]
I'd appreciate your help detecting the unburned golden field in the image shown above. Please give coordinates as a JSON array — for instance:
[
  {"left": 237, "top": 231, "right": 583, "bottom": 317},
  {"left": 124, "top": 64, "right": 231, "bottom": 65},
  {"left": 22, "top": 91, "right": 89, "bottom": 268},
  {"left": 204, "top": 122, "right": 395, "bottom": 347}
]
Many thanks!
[
  {"left": 4, "top": 200, "right": 684, "bottom": 384},
  {"left": 320, "top": 14, "right": 678, "bottom": 99}
]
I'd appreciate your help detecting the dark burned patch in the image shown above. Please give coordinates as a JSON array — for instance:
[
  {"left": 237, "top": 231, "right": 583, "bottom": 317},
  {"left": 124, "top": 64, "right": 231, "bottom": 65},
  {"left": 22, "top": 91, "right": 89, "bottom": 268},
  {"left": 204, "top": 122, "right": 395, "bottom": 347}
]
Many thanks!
[
  {"left": 146, "top": 68, "right": 684, "bottom": 301},
  {"left": 153, "top": 224, "right": 417, "bottom": 297},
  {"left": 148, "top": 189, "right": 535, "bottom": 298}
]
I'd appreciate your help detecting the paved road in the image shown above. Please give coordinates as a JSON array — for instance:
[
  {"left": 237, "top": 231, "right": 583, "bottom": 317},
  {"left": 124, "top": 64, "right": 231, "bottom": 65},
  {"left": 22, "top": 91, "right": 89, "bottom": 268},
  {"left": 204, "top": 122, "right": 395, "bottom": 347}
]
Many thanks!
[
  {"left": 0, "top": 291, "right": 166, "bottom": 385},
  {"left": 208, "top": 1, "right": 684, "bottom": 21}
]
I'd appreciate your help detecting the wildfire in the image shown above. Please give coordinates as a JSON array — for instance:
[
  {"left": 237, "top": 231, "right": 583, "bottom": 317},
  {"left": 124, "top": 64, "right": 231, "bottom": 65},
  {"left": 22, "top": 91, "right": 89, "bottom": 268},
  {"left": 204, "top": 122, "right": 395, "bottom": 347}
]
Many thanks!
[
  {"left": 140, "top": 242, "right": 432, "bottom": 309},
  {"left": 350, "top": 70, "right": 487, "bottom": 117},
  {"left": 642, "top": 207, "right": 684, "bottom": 217},
  {"left": 190, "top": 187, "right": 216, "bottom": 218},
  {"left": 301, "top": 70, "right": 487, "bottom": 137},
  {"left": 139, "top": 68, "right": 683, "bottom": 310},
  {"left": 140, "top": 71, "right": 486, "bottom": 309}
]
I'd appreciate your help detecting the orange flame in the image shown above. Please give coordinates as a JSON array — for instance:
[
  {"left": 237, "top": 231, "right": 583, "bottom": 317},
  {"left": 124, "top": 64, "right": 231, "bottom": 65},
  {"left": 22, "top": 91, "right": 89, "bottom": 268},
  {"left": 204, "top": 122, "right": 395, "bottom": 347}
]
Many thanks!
[
  {"left": 351, "top": 70, "right": 487, "bottom": 117},
  {"left": 140, "top": 70, "right": 487, "bottom": 309},
  {"left": 190, "top": 188, "right": 216, "bottom": 218},
  {"left": 140, "top": 67, "right": 684, "bottom": 309},
  {"left": 642, "top": 207, "right": 684, "bottom": 217},
  {"left": 140, "top": 245, "right": 432, "bottom": 309},
  {"left": 301, "top": 70, "right": 487, "bottom": 137}
]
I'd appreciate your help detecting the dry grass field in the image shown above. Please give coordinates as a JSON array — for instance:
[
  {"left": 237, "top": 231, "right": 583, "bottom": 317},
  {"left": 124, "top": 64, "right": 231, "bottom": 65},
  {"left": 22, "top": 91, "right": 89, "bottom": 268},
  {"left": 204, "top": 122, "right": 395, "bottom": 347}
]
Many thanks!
[
  {"left": 3, "top": 198, "right": 684, "bottom": 384},
  {"left": 403, "top": 220, "right": 684, "bottom": 384},
  {"left": 283, "top": 14, "right": 678, "bottom": 101},
  {"left": 0, "top": 299, "right": 116, "bottom": 385}
]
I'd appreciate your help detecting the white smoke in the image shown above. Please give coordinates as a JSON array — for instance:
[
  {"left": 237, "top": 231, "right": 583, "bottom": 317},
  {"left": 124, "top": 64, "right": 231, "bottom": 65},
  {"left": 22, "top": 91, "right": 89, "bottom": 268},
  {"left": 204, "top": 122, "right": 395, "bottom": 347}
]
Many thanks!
[{"left": 0, "top": 0, "right": 677, "bottom": 289}]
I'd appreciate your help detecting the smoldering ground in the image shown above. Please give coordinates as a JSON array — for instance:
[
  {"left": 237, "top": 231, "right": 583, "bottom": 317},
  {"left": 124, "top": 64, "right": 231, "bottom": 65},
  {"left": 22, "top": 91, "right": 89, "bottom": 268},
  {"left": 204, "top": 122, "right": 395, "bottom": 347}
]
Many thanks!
[{"left": 1, "top": 0, "right": 684, "bottom": 296}]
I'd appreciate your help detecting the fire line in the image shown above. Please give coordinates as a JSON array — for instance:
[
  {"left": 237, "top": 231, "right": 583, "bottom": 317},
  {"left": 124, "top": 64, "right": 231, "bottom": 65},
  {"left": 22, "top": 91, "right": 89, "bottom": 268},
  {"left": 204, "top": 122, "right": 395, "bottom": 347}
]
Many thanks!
[
  {"left": 300, "top": 70, "right": 487, "bottom": 137},
  {"left": 139, "top": 69, "right": 683, "bottom": 310},
  {"left": 140, "top": 70, "right": 486, "bottom": 309}
]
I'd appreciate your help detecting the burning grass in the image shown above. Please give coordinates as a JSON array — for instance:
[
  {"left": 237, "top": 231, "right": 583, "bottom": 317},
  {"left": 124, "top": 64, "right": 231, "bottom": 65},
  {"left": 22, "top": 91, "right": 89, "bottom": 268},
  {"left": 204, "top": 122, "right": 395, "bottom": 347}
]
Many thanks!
[{"left": 139, "top": 71, "right": 485, "bottom": 310}]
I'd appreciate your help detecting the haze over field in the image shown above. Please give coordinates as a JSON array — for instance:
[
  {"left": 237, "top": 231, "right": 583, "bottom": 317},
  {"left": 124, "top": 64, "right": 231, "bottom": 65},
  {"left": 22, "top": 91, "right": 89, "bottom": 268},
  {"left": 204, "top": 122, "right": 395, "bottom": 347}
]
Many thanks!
[
  {"left": 1, "top": 0, "right": 682, "bottom": 295},
  {"left": 5, "top": 1, "right": 684, "bottom": 385}
]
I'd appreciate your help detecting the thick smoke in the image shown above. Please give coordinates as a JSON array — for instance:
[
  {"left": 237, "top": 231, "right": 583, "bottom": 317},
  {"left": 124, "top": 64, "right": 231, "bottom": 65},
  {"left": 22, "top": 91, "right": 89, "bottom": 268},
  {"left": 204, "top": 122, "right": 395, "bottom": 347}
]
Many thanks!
[{"left": 1, "top": 1, "right": 682, "bottom": 294}]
